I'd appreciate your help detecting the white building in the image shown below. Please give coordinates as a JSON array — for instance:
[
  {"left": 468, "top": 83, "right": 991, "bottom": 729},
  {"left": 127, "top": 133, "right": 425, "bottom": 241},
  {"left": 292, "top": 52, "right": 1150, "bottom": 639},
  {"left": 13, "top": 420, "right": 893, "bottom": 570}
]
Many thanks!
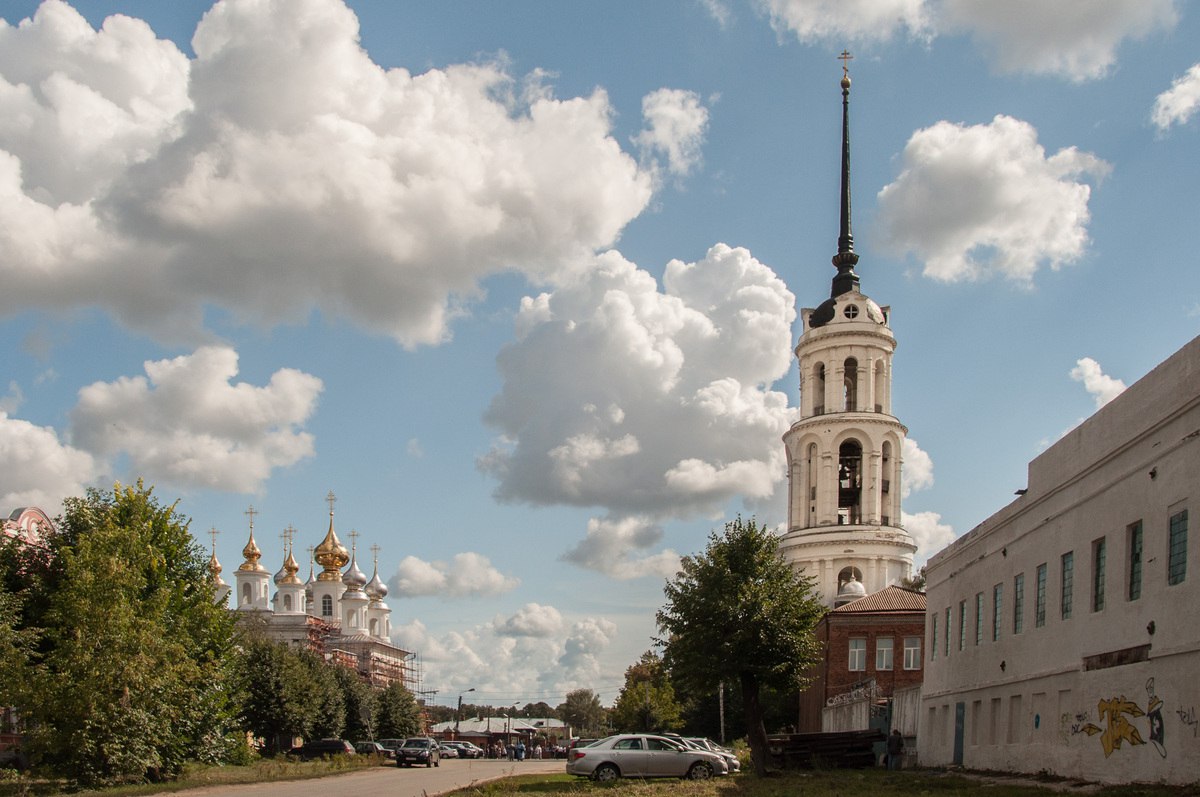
[
  {"left": 919, "top": 335, "right": 1200, "bottom": 785},
  {"left": 216, "top": 495, "right": 413, "bottom": 689},
  {"left": 779, "top": 66, "right": 916, "bottom": 607}
]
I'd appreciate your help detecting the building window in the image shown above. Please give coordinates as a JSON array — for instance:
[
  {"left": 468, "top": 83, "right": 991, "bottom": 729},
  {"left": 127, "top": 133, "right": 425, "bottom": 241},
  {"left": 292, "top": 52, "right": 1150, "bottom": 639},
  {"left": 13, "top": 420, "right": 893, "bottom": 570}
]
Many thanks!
[
  {"left": 1169, "top": 509, "right": 1188, "bottom": 586},
  {"left": 1061, "top": 551, "right": 1074, "bottom": 619},
  {"left": 975, "top": 592, "right": 984, "bottom": 645},
  {"left": 321, "top": 594, "right": 333, "bottom": 617},
  {"left": 903, "top": 637, "right": 921, "bottom": 670},
  {"left": 992, "top": 584, "right": 1003, "bottom": 641},
  {"left": 849, "top": 638, "right": 866, "bottom": 671},
  {"left": 1092, "top": 537, "right": 1106, "bottom": 612},
  {"left": 1013, "top": 573, "right": 1025, "bottom": 634},
  {"left": 945, "top": 607, "right": 952, "bottom": 656},
  {"left": 958, "top": 600, "right": 966, "bottom": 651},
  {"left": 930, "top": 615, "right": 938, "bottom": 661},
  {"left": 1128, "top": 521, "right": 1143, "bottom": 601},
  {"left": 1035, "top": 563, "right": 1047, "bottom": 627},
  {"left": 876, "top": 637, "right": 894, "bottom": 671}
]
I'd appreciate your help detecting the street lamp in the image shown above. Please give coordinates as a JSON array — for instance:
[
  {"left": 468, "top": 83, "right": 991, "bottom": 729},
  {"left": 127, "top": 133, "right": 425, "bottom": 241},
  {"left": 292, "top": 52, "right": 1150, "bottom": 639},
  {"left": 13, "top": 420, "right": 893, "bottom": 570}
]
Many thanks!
[{"left": 455, "top": 688, "right": 475, "bottom": 737}]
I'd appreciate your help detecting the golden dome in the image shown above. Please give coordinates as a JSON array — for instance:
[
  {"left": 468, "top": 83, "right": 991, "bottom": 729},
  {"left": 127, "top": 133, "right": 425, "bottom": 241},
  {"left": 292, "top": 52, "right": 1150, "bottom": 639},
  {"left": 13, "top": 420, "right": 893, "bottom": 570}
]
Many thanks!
[
  {"left": 275, "top": 546, "right": 303, "bottom": 586},
  {"left": 314, "top": 512, "right": 349, "bottom": 581},
  {"left": 238, "top": 529, "right": 267, "bottom": 572}
]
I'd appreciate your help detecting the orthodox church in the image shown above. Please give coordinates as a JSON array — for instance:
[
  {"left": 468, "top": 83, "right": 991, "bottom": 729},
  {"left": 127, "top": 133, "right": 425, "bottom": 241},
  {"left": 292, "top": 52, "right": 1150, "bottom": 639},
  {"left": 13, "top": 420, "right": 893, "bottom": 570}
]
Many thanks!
[
  {"left": 209, "top": 493, "right": 415, "bottom": 689},
  {"left": 779, "top": 60, "right": 917, "bottom": 608}
]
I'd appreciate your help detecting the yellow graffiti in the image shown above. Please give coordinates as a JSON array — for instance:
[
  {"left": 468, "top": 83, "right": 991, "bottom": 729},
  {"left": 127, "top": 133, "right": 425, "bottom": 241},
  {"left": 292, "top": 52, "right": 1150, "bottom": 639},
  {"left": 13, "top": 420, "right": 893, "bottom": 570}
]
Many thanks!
[{"left": 1091, "top": 696, "right": 1145, "bottom": 757}]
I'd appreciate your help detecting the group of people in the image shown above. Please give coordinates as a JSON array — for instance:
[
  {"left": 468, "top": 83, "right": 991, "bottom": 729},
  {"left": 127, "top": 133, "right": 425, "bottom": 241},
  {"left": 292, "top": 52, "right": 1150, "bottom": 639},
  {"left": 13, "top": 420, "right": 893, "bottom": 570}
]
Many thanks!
[{"left": 485, "top": 740, "right": 549, "bottom": 760}]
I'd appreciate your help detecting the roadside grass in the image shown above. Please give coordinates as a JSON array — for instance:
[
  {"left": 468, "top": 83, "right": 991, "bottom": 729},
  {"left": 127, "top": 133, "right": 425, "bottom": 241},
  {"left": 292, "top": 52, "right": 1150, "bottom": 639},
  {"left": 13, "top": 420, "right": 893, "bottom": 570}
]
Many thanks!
[{"left": 450, "top": 770, "right": 1200, "bottom": 797}]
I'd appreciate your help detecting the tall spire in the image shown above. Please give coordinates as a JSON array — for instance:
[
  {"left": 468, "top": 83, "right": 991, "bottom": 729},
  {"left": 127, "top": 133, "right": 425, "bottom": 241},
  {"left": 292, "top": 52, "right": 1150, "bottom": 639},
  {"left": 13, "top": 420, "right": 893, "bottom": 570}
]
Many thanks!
[{"left": 831, "top": 49, "right": 860, "bottom": 297}]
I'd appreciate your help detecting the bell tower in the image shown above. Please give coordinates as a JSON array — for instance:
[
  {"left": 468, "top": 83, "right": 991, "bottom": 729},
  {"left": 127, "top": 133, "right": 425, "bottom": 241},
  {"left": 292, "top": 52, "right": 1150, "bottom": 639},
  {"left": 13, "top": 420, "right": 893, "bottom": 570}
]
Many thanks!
[{"left": 779, "top": 57, "right": 916, "bottom": 606}]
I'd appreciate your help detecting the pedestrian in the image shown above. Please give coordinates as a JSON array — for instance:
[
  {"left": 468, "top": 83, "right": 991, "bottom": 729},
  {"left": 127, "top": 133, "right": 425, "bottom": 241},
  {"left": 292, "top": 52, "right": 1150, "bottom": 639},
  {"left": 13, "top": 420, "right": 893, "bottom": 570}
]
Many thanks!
[{"left": 886, "top": 729, "right": 904, "bottom": 770}]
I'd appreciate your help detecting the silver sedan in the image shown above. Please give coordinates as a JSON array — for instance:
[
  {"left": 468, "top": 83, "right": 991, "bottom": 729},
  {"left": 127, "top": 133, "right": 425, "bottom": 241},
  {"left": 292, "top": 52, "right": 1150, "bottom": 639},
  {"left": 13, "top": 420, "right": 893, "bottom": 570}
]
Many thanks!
[{"left": 565, "top": 734, "right": 728, "bottom": 781}]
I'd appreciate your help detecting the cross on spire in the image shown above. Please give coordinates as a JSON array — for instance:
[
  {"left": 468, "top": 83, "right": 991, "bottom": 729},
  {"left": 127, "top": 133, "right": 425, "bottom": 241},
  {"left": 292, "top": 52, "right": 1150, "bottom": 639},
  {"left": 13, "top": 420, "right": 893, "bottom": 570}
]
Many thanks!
[
  {"left": 326, "top": 490, "right": 337, "bottom": 516},
  {"left": 284, "top": 524, "right": 297, "bottom": 554},
  {"left": 244, "top": 504, "right": 257, "bottom": 533},
  {"left": 349, "top": 529, "right": 360, "bottom": 552},
  {"left": 208, "top": 526, "right": 220, "bottom": 552},
  {"left": 838, "top": 49, "right": 853, "bottom": 77},
  {"left": 370, "top": 543, "right": 381, "bottom": 563}
]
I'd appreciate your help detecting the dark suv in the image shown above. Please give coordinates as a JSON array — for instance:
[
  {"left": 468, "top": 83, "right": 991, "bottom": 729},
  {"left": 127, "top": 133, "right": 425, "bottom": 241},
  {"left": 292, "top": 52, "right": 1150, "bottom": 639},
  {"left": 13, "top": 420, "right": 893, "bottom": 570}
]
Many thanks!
[
  {"left": 396, "top": 737, "right": 441, "bottom": 767},
  {"left": 290, "top": 738, "right": 355, "bottom": 760}
]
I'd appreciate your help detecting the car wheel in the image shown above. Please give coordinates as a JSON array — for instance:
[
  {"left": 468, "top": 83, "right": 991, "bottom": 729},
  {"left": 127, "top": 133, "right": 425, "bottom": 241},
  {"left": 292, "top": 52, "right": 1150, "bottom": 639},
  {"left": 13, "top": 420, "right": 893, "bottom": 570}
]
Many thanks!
[
  {"left": 594, "top": 763, "right": 620, "bottom": 782},
  {"left": 686, "top": 762, "right": 714, "bottom": 781}
]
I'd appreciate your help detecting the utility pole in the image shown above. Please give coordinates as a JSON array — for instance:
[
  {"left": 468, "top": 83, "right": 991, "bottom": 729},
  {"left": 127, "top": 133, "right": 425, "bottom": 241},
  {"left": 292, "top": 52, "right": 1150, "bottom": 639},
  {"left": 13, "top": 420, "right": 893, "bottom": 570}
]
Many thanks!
[{"left": 456, "top": 687, "right": 475, "bottom": 738}]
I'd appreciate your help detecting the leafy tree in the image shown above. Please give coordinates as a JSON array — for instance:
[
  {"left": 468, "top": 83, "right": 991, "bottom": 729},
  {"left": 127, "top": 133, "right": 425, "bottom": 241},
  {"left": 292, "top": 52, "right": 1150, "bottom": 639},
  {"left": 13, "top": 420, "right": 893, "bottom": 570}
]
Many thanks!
[
  {"left": 331, "top": 665, "right": 376, "bottom": 741},
  {"left": 610, "top": 651, "right": 682, "bottom": 733},
  {"left": 376, "top": 681, "right": 422, "bottom": 738},
  {"left": 657, "top": 516, "right": 824, "bottom": 776},
  {"left": 523, "top": 701, "right": 556, "bottom": 718},
  {"left": 557, "top": 689, "right": 606, "bottom": 736},
  {"left": 0, "top": 573, "right": 35, "bottom": 710},
  {"left": 901, "top": 566, "right": 926, "bottom": 591},
  {"left": 232, "top": 632, "right": 316, "bottom": 753},
  {"left": 19, "top": 483, "right": 237, "bottom": 786}
]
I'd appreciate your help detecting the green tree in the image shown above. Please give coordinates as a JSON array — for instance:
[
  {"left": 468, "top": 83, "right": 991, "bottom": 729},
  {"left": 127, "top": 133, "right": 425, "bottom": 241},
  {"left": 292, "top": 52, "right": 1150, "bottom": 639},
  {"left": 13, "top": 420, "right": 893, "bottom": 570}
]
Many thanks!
[
  {"left": 610, "top": 651, "right": 682, "bottom": 733},
  {"left": 557, "top": 688, "right": 606, "bottom": 736},
  {"left": 21, "top": 483, "right": 237, "bottom": 786},
  {"left": 0, "top": 570, "right": 35, "bottom": 710},
  {"left": 376, "top": 681, "right": 422, "bottom": 739},
  {"left": 657, "top": 516, "right": 824, "bottom": 776},
  {"left": 331, "top": 665, "right": 376, "bottom": 741}
]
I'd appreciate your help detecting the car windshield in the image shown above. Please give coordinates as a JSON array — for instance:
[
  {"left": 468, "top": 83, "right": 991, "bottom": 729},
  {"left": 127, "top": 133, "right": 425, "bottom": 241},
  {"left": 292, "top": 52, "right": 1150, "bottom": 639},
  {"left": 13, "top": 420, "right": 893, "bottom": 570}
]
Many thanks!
[{"left": 404, "top": 739, "right": 431, "bottom": 748}]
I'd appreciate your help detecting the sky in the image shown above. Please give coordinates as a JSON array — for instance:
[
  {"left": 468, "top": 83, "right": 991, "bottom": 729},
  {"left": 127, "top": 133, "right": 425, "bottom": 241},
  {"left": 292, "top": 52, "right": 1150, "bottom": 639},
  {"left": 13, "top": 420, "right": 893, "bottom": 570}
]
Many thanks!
[{"left": 2, "top": 0, "right": 1198, "bottom": 713}]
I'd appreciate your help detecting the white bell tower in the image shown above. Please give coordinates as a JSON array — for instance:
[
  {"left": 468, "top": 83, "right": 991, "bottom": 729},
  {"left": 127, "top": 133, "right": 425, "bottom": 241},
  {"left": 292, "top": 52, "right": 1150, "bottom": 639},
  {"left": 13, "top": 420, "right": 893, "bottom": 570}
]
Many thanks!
[{"left": 780, "top": 59, "right": 916, "bottom": 606}]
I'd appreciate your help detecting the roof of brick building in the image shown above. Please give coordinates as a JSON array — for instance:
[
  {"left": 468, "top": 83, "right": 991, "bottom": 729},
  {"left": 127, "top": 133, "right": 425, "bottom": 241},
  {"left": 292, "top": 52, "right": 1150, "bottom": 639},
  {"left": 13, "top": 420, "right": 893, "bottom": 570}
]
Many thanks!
[{"left": 830, "top": 585, "right": 926, "bottom": 613}]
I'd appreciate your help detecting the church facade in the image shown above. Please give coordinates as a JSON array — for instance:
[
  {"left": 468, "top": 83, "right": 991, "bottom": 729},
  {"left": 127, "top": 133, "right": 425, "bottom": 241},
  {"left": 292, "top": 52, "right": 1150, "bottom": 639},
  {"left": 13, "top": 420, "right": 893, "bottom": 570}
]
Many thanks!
[{"left": 213, "top": 495, "right": 416, "bottom": 690}]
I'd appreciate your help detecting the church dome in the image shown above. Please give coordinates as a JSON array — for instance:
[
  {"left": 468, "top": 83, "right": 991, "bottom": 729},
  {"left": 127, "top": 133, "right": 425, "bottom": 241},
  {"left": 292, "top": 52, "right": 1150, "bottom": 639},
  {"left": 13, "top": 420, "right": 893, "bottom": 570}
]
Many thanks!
[
  {"left": 238, "top": 531, "right": 267, "bottom": 572},
  {"left": 343, "top": 547, "right": 367, "bottom": 591},
  {"left": 275, "top": 547, "right": 302, "bottom": 586},
  {"left": 314, "top": 516, "right": 349, "bottom": 582},
  {"left": 365, "top": 564, "right": 388, "bottom": 601},
  {"left": 837, "top": 574, "right": 867, "bottom": 602},
  {"left": 209, "top": 551, "right": 228, "bottom": 587}
]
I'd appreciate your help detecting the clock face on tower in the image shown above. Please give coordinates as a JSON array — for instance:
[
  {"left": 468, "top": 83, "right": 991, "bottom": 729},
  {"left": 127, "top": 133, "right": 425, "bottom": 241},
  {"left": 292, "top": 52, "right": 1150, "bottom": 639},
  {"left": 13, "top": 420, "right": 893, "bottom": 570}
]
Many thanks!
[{"left": 844, "top": 304, "right": 859, "bottom": 319}]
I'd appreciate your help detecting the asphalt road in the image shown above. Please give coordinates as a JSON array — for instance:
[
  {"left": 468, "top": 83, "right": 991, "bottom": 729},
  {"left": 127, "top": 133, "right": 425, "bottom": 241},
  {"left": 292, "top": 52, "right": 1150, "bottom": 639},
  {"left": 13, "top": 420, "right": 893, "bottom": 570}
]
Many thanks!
[{"left": 168, "top": 758, "right": 566, "bottom": 797}]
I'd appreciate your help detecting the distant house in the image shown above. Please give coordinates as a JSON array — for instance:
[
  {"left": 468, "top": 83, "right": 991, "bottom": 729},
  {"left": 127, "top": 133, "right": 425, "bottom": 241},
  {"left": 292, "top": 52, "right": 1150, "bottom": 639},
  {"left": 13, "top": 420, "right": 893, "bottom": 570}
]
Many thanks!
[
  {"left": 798, "top": 585, "right": 926, "bottom": 733},
  {"left": 920, "top": 335, "right": 1200, "bottom": 785}
]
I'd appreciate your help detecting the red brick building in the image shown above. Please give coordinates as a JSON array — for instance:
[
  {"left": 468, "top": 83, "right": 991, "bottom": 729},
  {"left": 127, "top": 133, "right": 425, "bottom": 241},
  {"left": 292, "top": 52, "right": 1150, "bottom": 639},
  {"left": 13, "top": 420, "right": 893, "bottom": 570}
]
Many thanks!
[{"left": 797, "top": 585, "right": 926, "bottom": 732}]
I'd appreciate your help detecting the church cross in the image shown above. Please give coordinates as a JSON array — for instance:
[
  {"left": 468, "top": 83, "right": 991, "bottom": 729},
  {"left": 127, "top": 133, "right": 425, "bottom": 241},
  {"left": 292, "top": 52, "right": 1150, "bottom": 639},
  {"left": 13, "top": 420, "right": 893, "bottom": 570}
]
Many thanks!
[
  {"left": 244, "top": 504, "right": 257, "bottom": 532},
  {"left": 838, "top": 49, "right": 853, "bottom": 76},
  {"left": 208, "top": 526, "right": 220, "bottom": 552},
  {"left": 349, "top": 529, "right": 360, "bottom": 552},
  {"left": 370, "top": 543, "right": 381, "bottom": 564},
  {"left": 326, "top": 490, "right": 337, "bottom": 516}
]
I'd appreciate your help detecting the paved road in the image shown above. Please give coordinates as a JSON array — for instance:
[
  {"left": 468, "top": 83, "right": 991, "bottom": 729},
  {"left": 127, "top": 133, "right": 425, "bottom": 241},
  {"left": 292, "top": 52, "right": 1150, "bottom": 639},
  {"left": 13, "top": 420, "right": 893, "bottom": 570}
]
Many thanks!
[{"left": 170, "top": 759, "right": 566, "bottom": 797}]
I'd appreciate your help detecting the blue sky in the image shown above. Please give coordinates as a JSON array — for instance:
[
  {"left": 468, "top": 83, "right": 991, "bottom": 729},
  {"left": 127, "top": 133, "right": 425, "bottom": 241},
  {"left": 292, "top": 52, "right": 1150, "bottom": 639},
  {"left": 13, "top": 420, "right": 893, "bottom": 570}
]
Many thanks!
[{"left": 2, "top": 0, "right": 1198, "bottom": 711}]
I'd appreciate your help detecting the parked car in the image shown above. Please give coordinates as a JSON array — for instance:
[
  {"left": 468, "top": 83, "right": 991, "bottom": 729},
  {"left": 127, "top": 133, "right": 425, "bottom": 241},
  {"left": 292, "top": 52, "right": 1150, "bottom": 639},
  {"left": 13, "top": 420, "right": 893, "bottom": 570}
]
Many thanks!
[
  {"left": 438, "top": 743, "right": 459, "bottom": 758},
  {"left": 565, "top": 734, "right": 727, "bottom": 782},
  {"left": 685, "top": 737, "right": 740, "bottom": 773},
  {"left": 378, "top": 738, "right": 405, "bottom": 757},
  {"left": 355, "top": 741, "right": 389, "bottom": 758},
  {"left": 289, "top": 738, "right": 356, "bottom": 760},
  {"left": 446, "top": 741, "right": 484, "bottom": 758},
  {"left": 396, "top": 737, "right": 441, "bottom": 767}
]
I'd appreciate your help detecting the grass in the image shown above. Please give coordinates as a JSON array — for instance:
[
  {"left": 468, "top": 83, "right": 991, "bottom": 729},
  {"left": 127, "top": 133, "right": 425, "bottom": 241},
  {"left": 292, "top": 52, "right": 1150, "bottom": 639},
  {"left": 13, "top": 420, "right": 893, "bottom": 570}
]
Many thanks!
[{"left": 3, "top": 761, "right": 1198, "bottom": 797}]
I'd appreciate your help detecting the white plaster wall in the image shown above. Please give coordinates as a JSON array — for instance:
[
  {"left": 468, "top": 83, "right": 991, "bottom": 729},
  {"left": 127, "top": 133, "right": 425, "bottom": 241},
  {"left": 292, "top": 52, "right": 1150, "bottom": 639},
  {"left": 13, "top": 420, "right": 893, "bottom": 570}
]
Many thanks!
[{"left": 919, "top": 336, "right": 1200, "bottom": 785}]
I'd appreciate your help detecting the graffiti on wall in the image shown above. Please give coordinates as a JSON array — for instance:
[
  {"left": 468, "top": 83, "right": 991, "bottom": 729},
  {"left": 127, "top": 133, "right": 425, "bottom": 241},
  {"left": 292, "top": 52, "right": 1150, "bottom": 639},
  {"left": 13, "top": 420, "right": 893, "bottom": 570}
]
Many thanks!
[
  {"left": 1077, "top": 697, "right": 1145, "bottom": 757},
  {"left": 1178, "top": 706, "right": 1199, "bottom": 738},
  {"left": 1061, "top": 677, "right": 1197, "bottom": 759}
]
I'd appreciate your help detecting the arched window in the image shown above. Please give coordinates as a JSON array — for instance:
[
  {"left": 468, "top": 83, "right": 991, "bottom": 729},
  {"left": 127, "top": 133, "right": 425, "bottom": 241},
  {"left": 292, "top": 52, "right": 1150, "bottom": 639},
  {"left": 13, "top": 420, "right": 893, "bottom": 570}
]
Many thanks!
[
  {"left": 806, "top": 442, "right": 818, "bottom": 525},
  {"left": 241, "top": 583, "right": 251, "bottom": 606},
  {"left": 321, "top": 594, "right": 333, "bottom": 617},
  {"left": 874, "top": 359, "right": 889, "bottom": 413},
  {"left": 283, "top": 594, "right": 293, "bottom": 612},
  {"left": 838, "top": 439, "right": 863, "bottom": 525},
  {"left": 814, "top": 363, "right": 826, "bottom": 414},
  {"left": 843, "top": 357, "right": 858, "bottom": 411},
  {"left": 370, "top": 618, "right": 379, "bottom": 636},
  {"left": 881, "top": 441, "right": 894, "bottom": 525}
]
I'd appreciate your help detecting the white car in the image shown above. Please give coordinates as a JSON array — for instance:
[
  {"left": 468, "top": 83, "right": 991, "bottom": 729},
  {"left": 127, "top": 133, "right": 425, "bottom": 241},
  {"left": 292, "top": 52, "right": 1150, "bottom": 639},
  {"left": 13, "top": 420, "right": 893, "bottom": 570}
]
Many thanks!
[
  {"left": 565, "top": 734, "right": 728, "bottom": 781},
  {"left": 685, "top": 737, "right": 740, "bottom": 772}
]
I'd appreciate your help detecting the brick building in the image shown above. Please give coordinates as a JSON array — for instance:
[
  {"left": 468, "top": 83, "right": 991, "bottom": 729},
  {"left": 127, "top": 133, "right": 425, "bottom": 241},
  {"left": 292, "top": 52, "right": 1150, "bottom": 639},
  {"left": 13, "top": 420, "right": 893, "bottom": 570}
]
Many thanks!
[{"left": 798, "top": 585, "right": 926, "bottom": 732}]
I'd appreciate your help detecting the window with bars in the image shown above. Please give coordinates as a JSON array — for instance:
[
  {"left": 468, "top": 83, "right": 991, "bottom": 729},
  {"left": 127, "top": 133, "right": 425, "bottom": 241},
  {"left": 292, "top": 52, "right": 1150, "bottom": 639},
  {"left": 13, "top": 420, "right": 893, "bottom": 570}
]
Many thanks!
[
  {"left": 958, "top": 600, "right": 966, "bottom": 650},
  {"left": 1092, "top": 537, "right": 1106, "bottom": 612},
  {"left": 975, "top": 592, "right": 984, "bottom": 645},
  {"left": 1169, "top": 510, "right": 1188, "bottom": 586},
  {"left": 1062, "top": 551, "right": 1074, "bottom": 619},
  {"left": 1035, "top": 563, "right": 1047, "bottom": 627},
  {"left": 992, "top": 584, "right": 1003, "bottom": 641},
  {"left": 930, "top": 615, "right": 938, "bottom": 661},
  {"left": 1128, "top": 521, "right": 1143, "bottom": 601},
  {"left": 1013, "top": 573, "right": 1025, "bottom": 634},
  {"left": 945, "top": 607, "right": 951, "bottom": 656}
]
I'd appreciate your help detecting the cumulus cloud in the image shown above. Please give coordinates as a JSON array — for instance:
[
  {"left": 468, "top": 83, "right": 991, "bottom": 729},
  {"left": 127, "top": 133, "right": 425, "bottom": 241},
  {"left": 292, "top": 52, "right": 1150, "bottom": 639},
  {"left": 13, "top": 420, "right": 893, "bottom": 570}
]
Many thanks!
[
  {"left": 495, "top": 603, "right": 564, "bottom": 638},
  {"left": 1070, "top": 357, "right": 1126, "bottom": 409},
  {"left": 0, "top": 0, "right": 657, "bottom": 345},
  {"left": 391, "top": 613, "right": 617, "bottom": 697},
  {"left": 388, "top": 552, "right": 520, "bottom": 598},
  {"left": 902, "top": 509, "right": 956, "bottom": 564},
  {"left": 69, "top": 346, "right": 322, "bottom": 492},
  {"left": 0, "top": 381, "right": 22, "bottom": 415},
  {"left": 877, "top": 115, "right": 1110, "bottom": 284},
  {"left": 0, "top": 411, "right": 100, "bottom": 511},
  {"left": 481, "top": 244, "right": 796, "bottom": 525},
  {"left": 901, "top": 437, "right": 934, "bottom": 497},
  {"left": 757, "top": 0, "right": 1176, "bottom": 81},
  {"left": 939, "top": 0, "right": 1178, "bottom": 82},
  {"left": 1152, "top": 63, "right": 1200, "bottom": 130},
  {"left": 633, "top": 88, "right": 709, "bottom": 178},
  {"left": 561, "top": 516, "right": 682, "bottom": 580},
  {"left": 758, "top": 0, "right": 931, "bottom": 42}
]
